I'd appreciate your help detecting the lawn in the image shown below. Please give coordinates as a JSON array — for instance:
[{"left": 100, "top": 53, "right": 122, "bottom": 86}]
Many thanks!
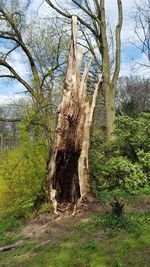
[{"left": 0, "top": 211, "right": 150, "bottom": 267}]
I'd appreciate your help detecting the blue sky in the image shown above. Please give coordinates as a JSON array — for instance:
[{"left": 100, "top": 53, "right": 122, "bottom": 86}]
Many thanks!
[
  {"left": 121, "top": 44, "right": 140, "bottom": 63},
  {"left": 0, "top": 80, "right": 26, "bottom": 96},
  {"left": 0, "top": 0, "right": 149, "bottom": 100}
]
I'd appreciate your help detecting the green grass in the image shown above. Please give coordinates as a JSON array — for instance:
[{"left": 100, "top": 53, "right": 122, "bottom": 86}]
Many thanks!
[
  {"left": 0, "top": 213, "right": 150, "bottom": 267},
  {"left": 0, "top": 217, "right": 24, "bottom": 247}
]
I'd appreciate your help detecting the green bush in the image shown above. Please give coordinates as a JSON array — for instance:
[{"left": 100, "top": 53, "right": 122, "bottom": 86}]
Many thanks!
[
  {"left": 90, "top": 113, "right": 150, "bottom": 214},
  {"left": 103, "top": 157, "right": 147, "bottom": 193},
  {"left": 0, "top": 138, "right": 47, "bottom": 218},
  {"left": 137, "top": 150, "right": 150, "bottom": 179},
  {"left": 115, "top": 113, "right": 150, "bottom": 158}
]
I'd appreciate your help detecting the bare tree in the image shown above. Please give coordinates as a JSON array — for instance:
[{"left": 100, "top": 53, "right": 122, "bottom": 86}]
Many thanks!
[
  {"left": 130, "top": 0, "right": 150, "bottom": 70},
  {"left": 45, "top": 0, "right": 123, "bottom": 140},
  {"left": 117, "top": 76, "right": 150, "bottom": 116},
  {"left": 0, "top": 1, "right": 68, "bottom": 154}
]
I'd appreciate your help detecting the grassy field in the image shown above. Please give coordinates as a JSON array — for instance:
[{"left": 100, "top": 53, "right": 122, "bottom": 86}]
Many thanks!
[{"left": 0, "top": 193, "right": 150, "bottom": 267}]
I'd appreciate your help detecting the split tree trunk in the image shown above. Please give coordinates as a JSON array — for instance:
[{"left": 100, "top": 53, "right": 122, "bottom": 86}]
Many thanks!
[{"left": 48, "top": 16, "right": 101, "bottom": 205}]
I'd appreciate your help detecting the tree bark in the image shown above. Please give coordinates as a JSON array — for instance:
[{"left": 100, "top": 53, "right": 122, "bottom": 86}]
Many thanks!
[
  {"left": 48, "top": 16, "right": 101, "bottom": 206},
  {"left": 100, "top": 0, "right": 122, "bottom": 141}
]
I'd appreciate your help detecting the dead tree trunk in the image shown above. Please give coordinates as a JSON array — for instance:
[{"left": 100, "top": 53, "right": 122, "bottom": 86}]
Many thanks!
[{"left": 48, "top": 16, "right": 101, "bottom": 206}]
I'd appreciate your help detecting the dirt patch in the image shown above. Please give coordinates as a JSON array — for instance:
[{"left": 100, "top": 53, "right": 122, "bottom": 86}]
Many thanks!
[
  {"left": 21, "top": 199, "right": 150, "bottom": 246},
  {"left": 21, "top": 202, "right": 107, "bottom": 243},
  {"left": 22, "top": 223, "right": 50, "bottom": 242}
]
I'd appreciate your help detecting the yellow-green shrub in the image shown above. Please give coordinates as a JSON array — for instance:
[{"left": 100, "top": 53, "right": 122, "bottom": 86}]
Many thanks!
[{"left": 0, "top": 140, "right": 47, "bottom": 218}]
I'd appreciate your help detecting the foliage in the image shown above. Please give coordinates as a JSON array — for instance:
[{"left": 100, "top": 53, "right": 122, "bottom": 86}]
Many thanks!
[
  {"left": 116, "top": 113, "right": 150, "bottom": 155},
  {"left": 0, "top": 135, "right": 47, "bottom": 218},
  {"left": 101, "top": 156, "right": 147, "bottom": 193},
  {"left": 137, "top": 150, "right": 150, "bottom": 178},
  {"left": 38, "top": 202, "right": 53, "bottom": 214},
  {"left": 90, "top": 113, "right": 150, "bottom": 214}
]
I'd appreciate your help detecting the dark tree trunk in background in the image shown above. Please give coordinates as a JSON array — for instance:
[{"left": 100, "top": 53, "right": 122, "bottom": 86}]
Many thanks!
[{"left": 48, "top": 16, "right": 101, "bottom": 206}]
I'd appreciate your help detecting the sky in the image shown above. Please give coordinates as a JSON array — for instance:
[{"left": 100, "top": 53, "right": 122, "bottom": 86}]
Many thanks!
[{"left": 0, "top": 0, "right": 149, "bottom": 103}]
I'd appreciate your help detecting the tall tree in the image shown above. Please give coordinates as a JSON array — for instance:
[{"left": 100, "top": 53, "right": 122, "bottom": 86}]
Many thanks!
[
  {"left": 49, "top": 16, "right": 101, "bottom": 210},
  {"left": 45, "top": 0, "right": 123, "bottom": 140}
]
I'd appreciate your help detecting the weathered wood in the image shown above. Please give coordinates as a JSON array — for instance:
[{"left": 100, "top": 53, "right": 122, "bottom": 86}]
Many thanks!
[
  {"left": 0, "top": 240, "right": 24, "bottom": 252},
  {"left": 78, "top": 81, "right": 101, "bottom": 197},
  {"left": 49, "top": 16, "right": 102, "bottom": 211}
]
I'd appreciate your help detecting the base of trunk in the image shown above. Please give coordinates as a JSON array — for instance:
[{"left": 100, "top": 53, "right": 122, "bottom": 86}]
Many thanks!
[{"left": 52, "top": 150, "right": 81, "bottom": 203}]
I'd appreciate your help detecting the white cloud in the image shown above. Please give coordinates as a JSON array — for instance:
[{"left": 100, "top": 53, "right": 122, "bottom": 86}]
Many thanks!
[
  {"left": 0, "top": 94, "right": 27, "bottom": 105},
  {"left": 120, "top": 61, "right": 131, "bottom": 77}
]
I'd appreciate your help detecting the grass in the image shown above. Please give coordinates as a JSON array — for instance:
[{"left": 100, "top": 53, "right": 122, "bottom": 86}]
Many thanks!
[
  {"left": 0, "top": 217, "right": 24, "bottom": 247},
  {"left": 0, "top": 212, "right": 150, "bottom": 267}
]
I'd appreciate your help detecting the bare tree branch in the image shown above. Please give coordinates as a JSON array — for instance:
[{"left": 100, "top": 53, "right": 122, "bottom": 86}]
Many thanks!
[
  {"left": 0, "top": 59, "right": 37, "bottom": 99},
  {"left": 45, "top": 0, "right": 99, "bottom": 38},
  {"left": 0, "top": 7, "right": 41, "bottom": 87},
  {"left": 0, "top": 75, "right": 16, "bottom": 79},
  {"left": 4, "top": 44, "right": 20, "bottom": 60},
  {"left": 71, "top": 0, "right": 96, "bottom": 19}
]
